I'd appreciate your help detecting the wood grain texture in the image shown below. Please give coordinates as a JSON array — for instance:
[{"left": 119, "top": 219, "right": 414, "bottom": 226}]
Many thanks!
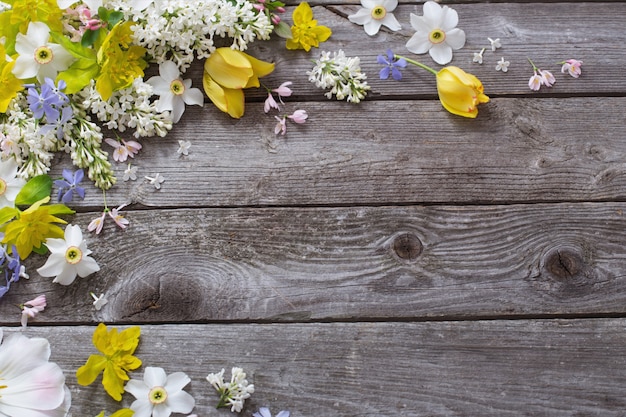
[
  {"left": 10, "top": 319, "right": 626, "bottom": 416},
  {"left": 47, "top": 96, "right": 626, "bottom": 209},
  {"left": 2, "top": 202, "right": 625, "bottom": 325}
]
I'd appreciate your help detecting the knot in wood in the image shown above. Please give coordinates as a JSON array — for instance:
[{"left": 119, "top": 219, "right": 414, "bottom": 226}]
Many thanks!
[
  {"left": 544, "top": 248, "right": 583, "bottom": 280},
  {"left": 392, "top": 232, "right": 423, "bottom": 262}
]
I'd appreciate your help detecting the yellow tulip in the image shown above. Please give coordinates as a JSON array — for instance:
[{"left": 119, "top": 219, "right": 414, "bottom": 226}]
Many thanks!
[
  {"left": 436, "top": 66, "right": 489, "bottom": 118},
  {"left": 203, "top": 48, "right": 274, "bottom": 118}
]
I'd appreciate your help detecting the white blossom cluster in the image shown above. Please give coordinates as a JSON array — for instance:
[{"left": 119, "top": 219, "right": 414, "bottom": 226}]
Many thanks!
[
  {"left": 308, "top": 49, "right": 371, "bottom": 104},
  {"left": 206, "top": 367, "right": 255, "bottom": 413},
  {"left": 0, "top": 94, "right": 58, "bottom": 180},
  {"left": 77, "top": 78, "right": 172, "bottom": 139},
  {"left": 107, "top": 0, "right": 274, "bottom": 72}
]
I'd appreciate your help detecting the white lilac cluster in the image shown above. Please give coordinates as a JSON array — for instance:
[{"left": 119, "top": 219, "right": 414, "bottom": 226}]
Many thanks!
[
  {"left": 0, "top": 94, "right": 58, "bottom": 179},
  {"left": 78, "top": 78, "right": 172, "bottom": 138},
  {"left": 207, "top": 367, "right": 255, "bottom": 413},
  {"left": 108, "top": 0, "right": 274, "bottom": 72},
  {"left": 307, "top": 49, "right": 370, "bottom": 104}
]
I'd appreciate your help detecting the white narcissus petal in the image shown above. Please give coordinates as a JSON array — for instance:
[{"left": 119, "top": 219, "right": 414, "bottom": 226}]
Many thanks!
[
  {"left": 361, "top": 0, "right": 376, "bottom": 8},
  {"left": 129, "top": 398, "right": 154, "bottom": 417},
  {"left": 164, "top": 372, "right": 190, "bottom": 393},
  {"left": 381, "top": 13, "right": 402, "bottom": 31},
  {"left": 11, "top": 55, "right": 38, "bottom": 79},
  {"left": 153, "top": 404, "right": 173, "bottom": 417},
  {"left": 348, "top": 8, "right": 371, "bottom": 25},
  {"left": 445, "top": 28, "right": 466, "bottom": 50},
  {"left": 0, "top": 334, "right": 50, "bottom": 376},
  {"left": 170, "top": 99, "right": 185, "bottom": 123},
  {"left": 57, "top": 0, "right": 77, "bottom": 9},
  {"left": 155, "top": 93, "right": 175, "bottom": 113},
  {"left": 182, "top": 87, "right": 204, "bottom": 107},
  {"left": 36, "top": 254, "right": 67, "bottom": 278},
  {"left": 52, "top": 267, "right": 78, "bottom": 285},
  {"left": 146, "top": 76, "right": 171, "bottom": 96},
  {"left": 364, "top": 19, "right": 382, "bottom": 36},
  {"left": 166, "top": 390, "right": 195, "bottom": 414},
  {"left": 429, "top": 43, "right": 453, "bottom": 65},
  {"left": 406, "top": 31, "right": 431, "bottom": 54},
  {"left": 124, "top": 379, "right": 150, "bottom": 400},
  {"left": 26, "top": 22, "right": 52, "bottom": 47},
  {"left": 382, "top": 0, "right": 398, "bottom": 11},
  {"left": 64, "top": 224, "right": 83, "bottom": 246},
  {"left": 0, "top": 159, "right": 18, "bottom": 178},
  {"left": 159, "top": 61, "right": 180, "bottom": 83},
  {"left": 144, "top": 367, "right": 168, "bottom": 387},
  {"left": 48, "top": 44, "right": 75, "bottom": 71},
  {"left": 74, "top": 256, "right": 100, "bottom": 277},
  {"left": 83, "top": 0, "right": 103, "bottom": 11},
  {"left": 423, "top": 1, "right": 444, "bottom": 27},
  {"left": 409, "top": 13, "right": 431, "bottom": 33},
  {"left": 440, "top": 5, "right": 459, "bottom": 31}
]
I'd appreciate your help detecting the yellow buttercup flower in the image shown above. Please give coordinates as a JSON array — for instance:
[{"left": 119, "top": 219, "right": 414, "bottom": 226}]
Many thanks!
[
  {"left": 96, "top": 21, "right": 147, "bottom": 101},
  {"left": 436, "top": 66, "right": 489, "bottom": 118},
  {"left": 1, "top": 196, "right": 74, "bottom": 259},
  {"left": 0, "top": 45, "right": 24, "bottom": 113},
  {"left": 203, "top": 47, "right": 274, "bottom": 118},
  {"left": 286, "top": 2, "right": 332, "bottom": 51},
  {"left": 76, "top": 323, "right": 142, "bottom": 401}
]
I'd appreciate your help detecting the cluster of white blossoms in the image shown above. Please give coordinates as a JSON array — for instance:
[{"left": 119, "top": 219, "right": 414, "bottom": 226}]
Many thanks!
[
  {"left": 78, "top": 78, "right": 172, "bottom": 138},
  {"left": 108, "top": 0, "right": 274, "bottom": 72},
  {"left": 207, "top": 367, "right": 256, "bottom": 413},
  {"left": 307, "top": 49, "right": 370, "bottom": 104},
  {"left": 0, "top": 95, "right": 58, "bottom": 179}
]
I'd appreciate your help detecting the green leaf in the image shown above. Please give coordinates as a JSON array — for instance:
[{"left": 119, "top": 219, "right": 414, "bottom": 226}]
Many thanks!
[
  {"left": 50, "top": 31, "right": 97, "bottom": 61},
  {"left": 57, "top": 59, "right": 101, "bottom": 94},
  {"left": 0, "top": 207, "right": 18, "bottom": 226},
  {"left": 32, "top": 244, "right": 49, "bottom": 255},
  {"left": 81, "top": 28, "right": 102, "bottom": 48},
  {"left": 273, "top": 21, "right": 293, "bottom": 39},
  {"left": 15, "top": 175, "right": 52, "bottom": 207},
  {"left": 107, "top": 11, "right": 124, "bottom": 27}
]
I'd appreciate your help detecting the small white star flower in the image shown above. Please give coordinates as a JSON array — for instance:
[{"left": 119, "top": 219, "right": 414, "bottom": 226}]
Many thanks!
[
  {"left": 348, "top": 0, "right": 402, "bottom": 36},
  {"left": 123, "top": 163, "right": 138, "bottom": 181},
  {"left": 145, "top": 173, "right": 165, "bottom": 189},
  {"left": 90, "top": 292, "right": 108, "bottom": 310},
  {"left": 176, "top": 140, "right": 191, "bottom": 156},
  {"left": 495, "top": 57, "right": 510, "bottom": 72},
  {"left": 473, "top": 48, "right": 485, "bottom": 64},
  {"left": 488, "top": 37, "right": 501, "bottom": 51}
]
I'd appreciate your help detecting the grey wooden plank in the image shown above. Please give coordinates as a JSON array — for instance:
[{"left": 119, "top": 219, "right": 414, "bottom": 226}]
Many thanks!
[
  {"left": 10, "top": 319, "right": 626, "bottom": 416},
  {"left": 49, "top": 96, "right": 626, "bottom": 209},
  {"left": 3, "top": 202, "right": 626, "bottom": 325},
  {"left": 186, "top": 2, "right": 626, "bottom": 98}
]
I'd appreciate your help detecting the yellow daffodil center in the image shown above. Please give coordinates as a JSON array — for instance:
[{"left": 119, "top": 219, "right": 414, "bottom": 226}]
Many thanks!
[
  {"left": 429, "top": 29, "right": 446, "bottom": 44},
  {"left": 371, "top": 5, "right": 386, "bottom": 20},
  {"left": 170, "top": 79, "right": 185, "bottom": 96},
  {"left": 149, "top": 386, "right": 168, "bottom": 405},
  {"left": 65, "top": 246, "right": 82, "bottom": 265},
  {"left": 0, "top": 178, "right": 6, "bottom": 196},
  {"left": 34, "top": 46, "right": 54, "bottom": 65}
]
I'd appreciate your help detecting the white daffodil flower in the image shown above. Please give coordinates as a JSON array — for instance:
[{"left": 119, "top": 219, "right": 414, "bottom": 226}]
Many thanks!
[
  {"left": 147, "top": 60, "right": 204, "bottom": 123},
  {"left": 57, "top": 0, "right": 101, "bottom": 10},
  {"left": 125, "top": 367, "right": 195, "bottom": 417},
  {"left": 0, "top": 330, "right": 71, "bottom": 416},
  {"left": 405, "top": 1, "right": 466, "bottom": 65},
  {"left": 0, "top": 158, "right": 26, "bottom": 209},
  {"left": 12, "top": 22, "right": 75, "bottom": 82},
  {"left": 348, "top": 0, "right": 402, "bottom": 36},
  {"left": 37, "top": 224, "right": 100, "bottom": 285}
]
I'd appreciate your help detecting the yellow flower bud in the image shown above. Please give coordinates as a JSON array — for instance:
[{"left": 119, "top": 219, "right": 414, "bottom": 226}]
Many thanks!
[
  {"left": 203, "top": 48, "right": 274, "bottom": 118},
  {"left": 436, "top": 66, "right": 489, "bottom": 118}
]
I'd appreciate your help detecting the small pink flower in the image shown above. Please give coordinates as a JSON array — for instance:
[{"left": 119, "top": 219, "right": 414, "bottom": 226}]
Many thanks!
[
  {"left": 105, "top": 138, "right": 143, "bottom": 162},
  {"left": 108, "top": 204, "right": 129, "bottom": 229},
  {"left": 88, "top": 211, "right": 106, "bottom": 234},
  {"left": 264, "top": 93, "right": 280, "bottom": 113},
  {"left": 273, "top": 81, "right": 293, "bottom": 98},
  {"left": 539, "top": 69, "right": 556, "bottom": 87},
  {"left": 271, "top": 14, "right": 281, "bottom": 24},
  {"left": 561, "top": 59, "right": 583, "bottom": 78},
  {"left": 528, "top": 71, "right": 542, "bottom": 91},
  {"left": 287, "top": 109, "right": 308, "bottom": 124},
  {"left": 274, "top": 116, "right": 286, "bottom": 135},
  {"left": 21, "top": 295, "right": 46, "bottom": 327}
]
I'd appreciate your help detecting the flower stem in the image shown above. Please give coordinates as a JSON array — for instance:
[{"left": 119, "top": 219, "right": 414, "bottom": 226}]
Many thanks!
[
  {"left": 527, "top": 58, "right": 539, "bottom": 71},
  {"left": 394, "top": 54, "right": 438, "bottom": 76}
]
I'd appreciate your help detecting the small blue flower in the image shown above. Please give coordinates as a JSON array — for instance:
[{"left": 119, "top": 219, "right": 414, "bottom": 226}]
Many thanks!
[
  {"left": 253, "top": 407, "right": 290, "bottom": 417},
  {"left": 377, "top": 49, "right": 407, "bottom": 81},
  {"left": 54, "top": 168, "right": 86, "bottom": 204},
  {"left": 6, "top": 246, "right": 26, "bottom": 284}
]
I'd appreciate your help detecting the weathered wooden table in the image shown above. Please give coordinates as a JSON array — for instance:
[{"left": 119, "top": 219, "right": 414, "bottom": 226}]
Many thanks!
[{"left": 3, "top": 1, "right": 626, "bottom": 415}]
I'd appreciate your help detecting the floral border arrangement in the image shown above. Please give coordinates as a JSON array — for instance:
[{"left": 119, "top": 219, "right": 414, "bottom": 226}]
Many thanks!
[{"left": 0, "top": 1, "right": 585, "bottom": 416}]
